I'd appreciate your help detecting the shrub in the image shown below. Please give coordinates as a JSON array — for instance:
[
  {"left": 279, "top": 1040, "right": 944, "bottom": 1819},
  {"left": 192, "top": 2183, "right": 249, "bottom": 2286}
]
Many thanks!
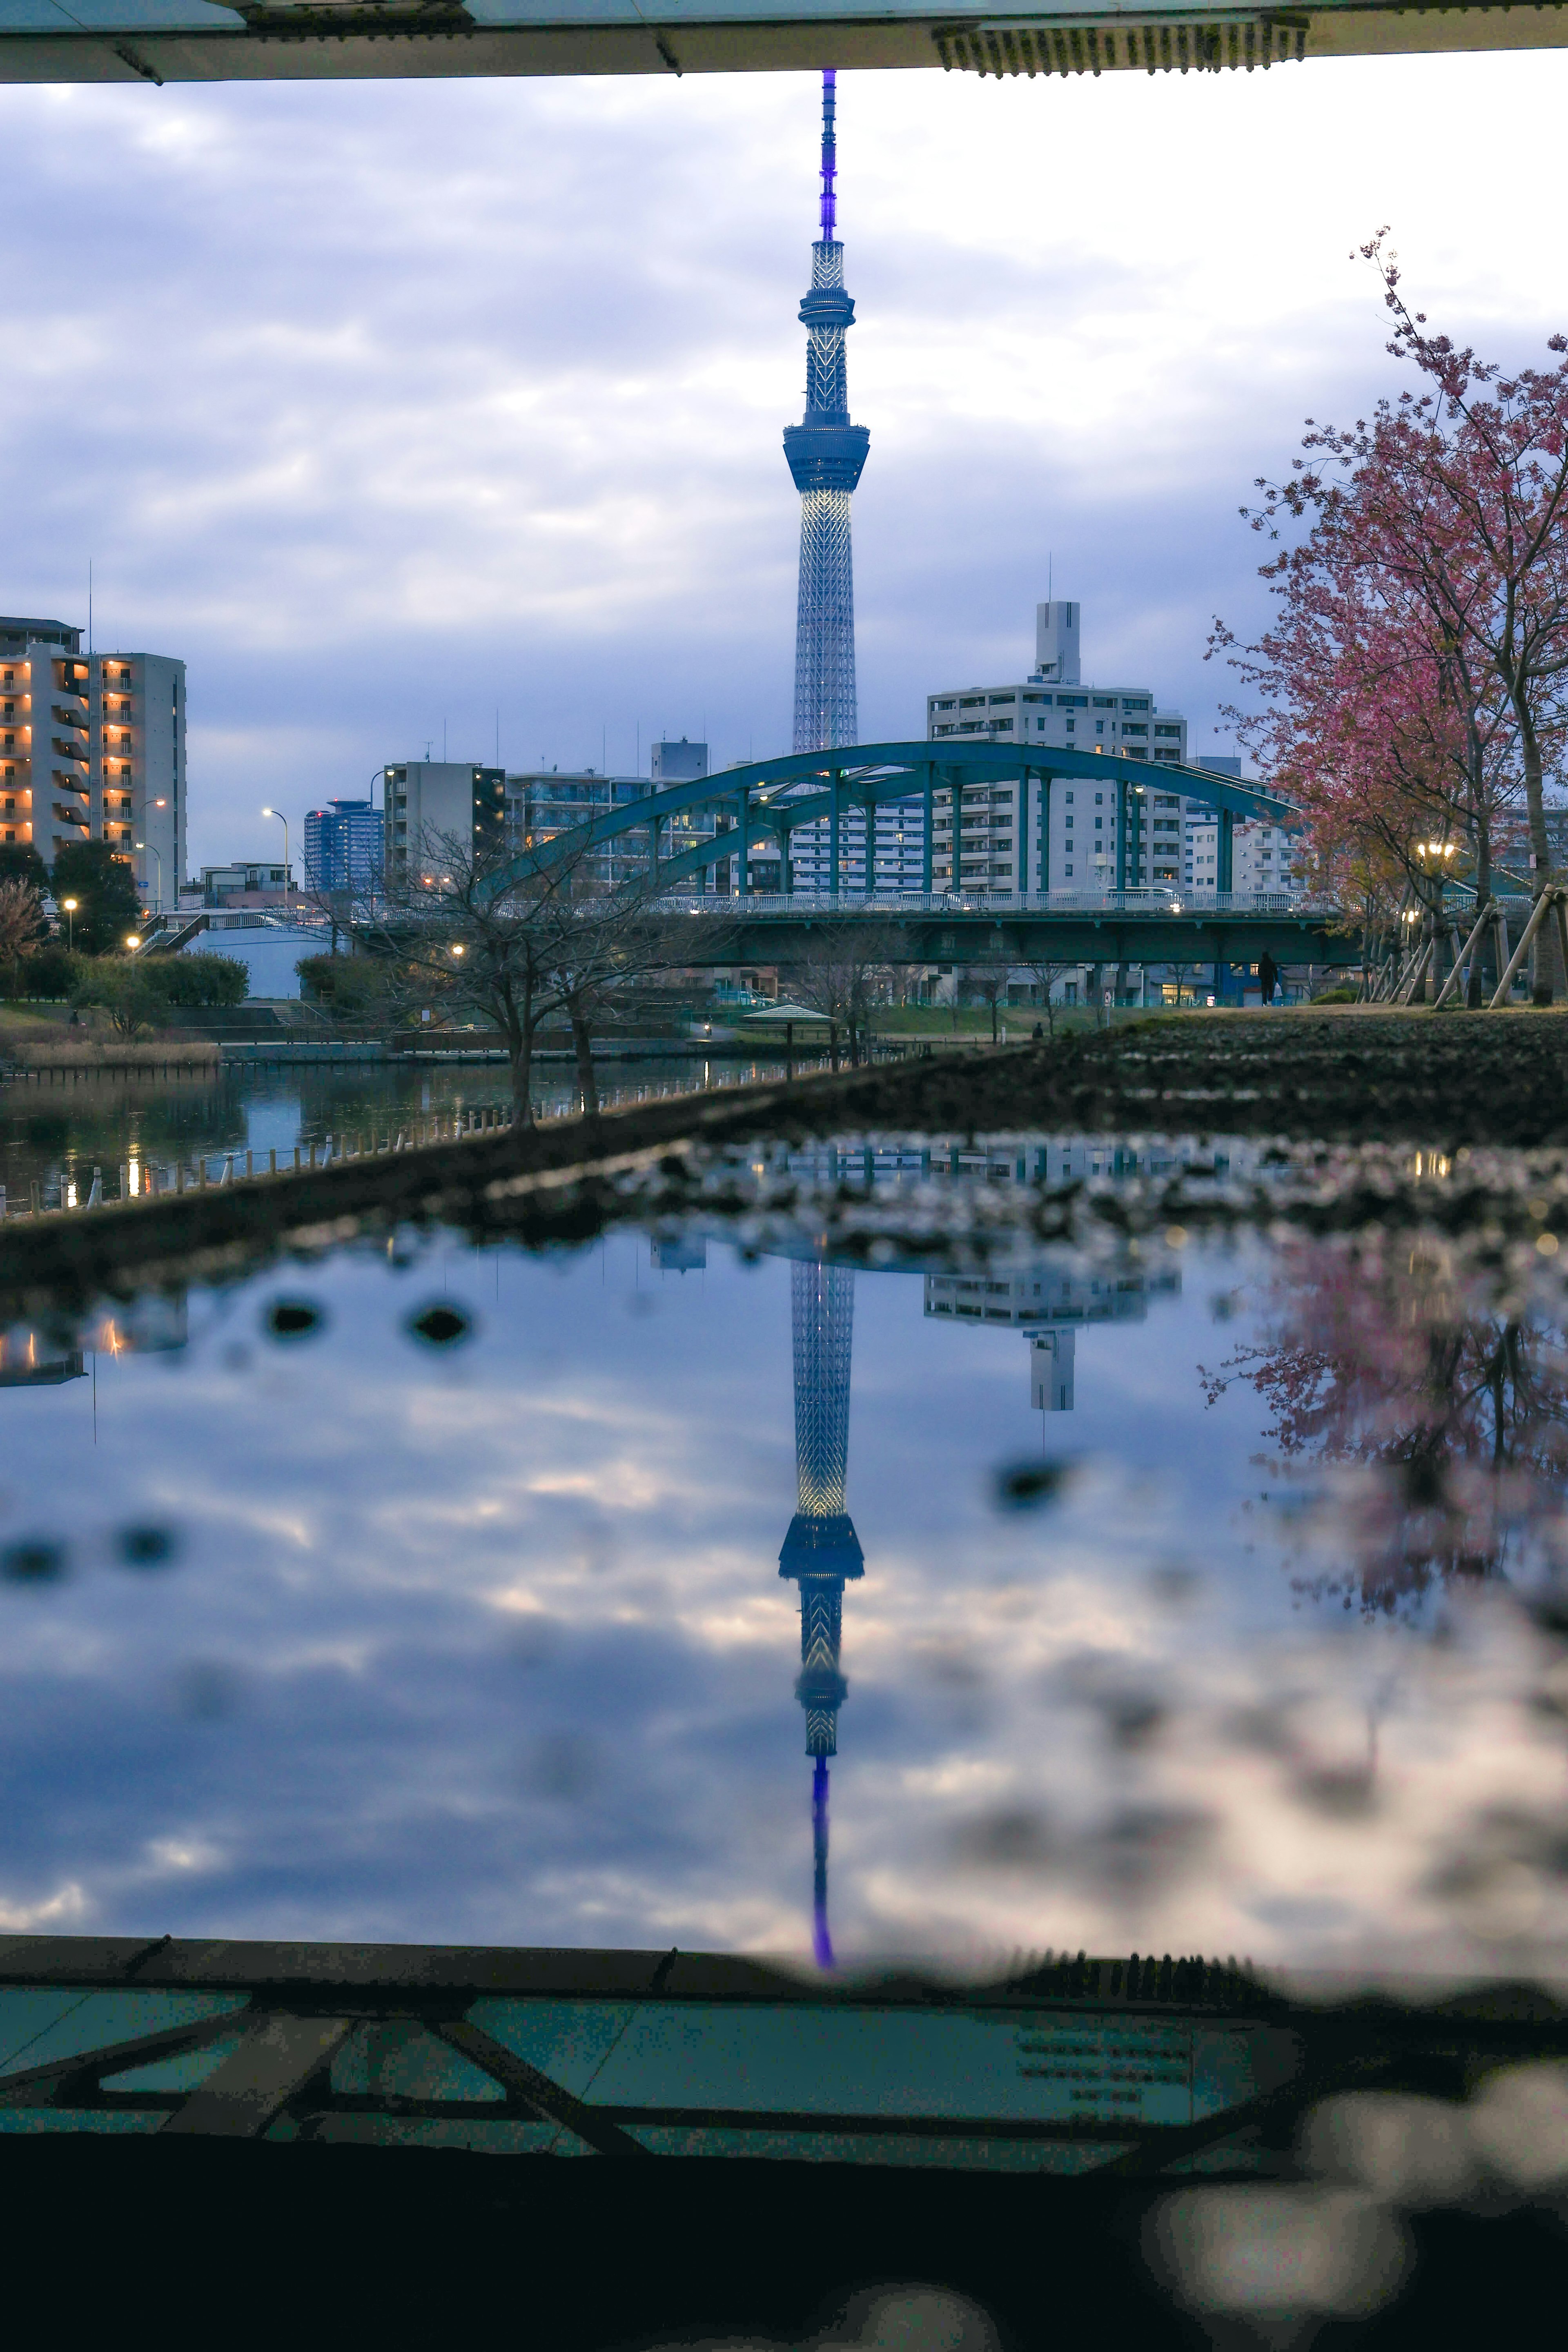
[
  {"left": 297, "top": 953, "right": 392, "bottom": 1019},
  {"left": 1312, "top": 985, "right": 1360, "bottom": 1005},
  {"left": 150, "top": 953, "right": 249, "bottom": 1007},
  {"left": 71, "top": 961, "right": 165, "bottom": 1035},
  {"left": 19, "top": 943, "right": 81, "bottom": 999}
]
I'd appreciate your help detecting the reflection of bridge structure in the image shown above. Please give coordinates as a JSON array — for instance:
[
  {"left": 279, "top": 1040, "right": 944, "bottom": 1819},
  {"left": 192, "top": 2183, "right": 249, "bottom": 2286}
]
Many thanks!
[{"left": 779, "top": 1261, "right": 862, "bottom": 1969}]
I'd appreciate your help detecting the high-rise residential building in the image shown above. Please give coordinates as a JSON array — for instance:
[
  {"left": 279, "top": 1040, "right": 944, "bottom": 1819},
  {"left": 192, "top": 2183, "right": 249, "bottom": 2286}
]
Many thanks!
[
  {"left": 924, "top": 604, "right": 1189, "bottom": 890},
  {"left": 304, "top": 799, "right": 382, "bottom": 896},
  {"left": 786, "top": 70, "right": 868, "bottom": 758},
  {"left": 0, "top": 616, "right": 185, "bottom": 909},
  {"left": 383, "top": 762, "right": 506, "bottom": 877},
  {"left": 650, "top": 739, "right": 708, "bottom": 785}
]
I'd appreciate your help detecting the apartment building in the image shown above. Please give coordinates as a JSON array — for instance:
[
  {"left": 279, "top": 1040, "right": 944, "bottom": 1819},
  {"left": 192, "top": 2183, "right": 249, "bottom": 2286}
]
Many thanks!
[
  {"left": 1233, "top": 817, "right": 1300, "bottom": 894},
  {"left": 304, "top": 799, "right": 381, "bottom": 895},
  {"left": 383, "top": 762, "right": 507, "bottom": 877},
  {"left": 924, "top": 604, "right": 1191, "bottom": 890},
  {"left": 505, "top": 768, "right": 729, "bottom": 891},
  {"left": 0, "top": 615, "right": 185, "bottom": 909}
]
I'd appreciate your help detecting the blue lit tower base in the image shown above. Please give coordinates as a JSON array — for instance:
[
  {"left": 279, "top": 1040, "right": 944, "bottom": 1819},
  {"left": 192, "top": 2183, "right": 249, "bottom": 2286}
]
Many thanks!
[
  {"left": 785, "top": 70, "right": 869, "bottom": 757},
  {"left": 779, "top": 1260, "right": 863, "bottom": 1968}
]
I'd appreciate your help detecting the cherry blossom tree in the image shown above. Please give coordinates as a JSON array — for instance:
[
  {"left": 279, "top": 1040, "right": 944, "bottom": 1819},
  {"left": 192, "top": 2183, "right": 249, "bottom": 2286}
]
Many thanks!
[{"left": 1215, "top": 232, "right": 1568, "bottom": 988}]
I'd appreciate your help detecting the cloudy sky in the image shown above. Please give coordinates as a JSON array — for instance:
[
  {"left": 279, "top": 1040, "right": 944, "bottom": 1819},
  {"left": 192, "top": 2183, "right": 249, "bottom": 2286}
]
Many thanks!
[{"left": 4, "top": 48, "right": 1568, "bottom": 871}]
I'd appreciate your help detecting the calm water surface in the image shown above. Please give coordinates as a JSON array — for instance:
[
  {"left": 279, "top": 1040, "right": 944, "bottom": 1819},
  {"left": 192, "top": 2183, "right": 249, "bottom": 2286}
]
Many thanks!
[
  {"left": 0, "top": 1142, "right": 1565, "bottom": 1983},
  {"left": 0, "top": 1054, "right": 801, "bottom": 1202}
]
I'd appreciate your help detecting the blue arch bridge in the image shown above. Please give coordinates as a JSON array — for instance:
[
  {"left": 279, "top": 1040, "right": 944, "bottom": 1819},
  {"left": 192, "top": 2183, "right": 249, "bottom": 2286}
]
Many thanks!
[{"left": 488, "top": 738, "right": 1355, "bottom": 974}]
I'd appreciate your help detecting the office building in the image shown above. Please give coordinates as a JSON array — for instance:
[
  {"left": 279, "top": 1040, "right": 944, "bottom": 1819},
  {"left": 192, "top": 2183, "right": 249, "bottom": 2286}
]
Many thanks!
[
  {"left": 304, "top": 799, "right": 382, "bottom": 896},
  {"left": 383, "top": 762, "right": 506, "bottom": 877},
  {"left": 924, "top": 603, "right": 1189, "bottom": 890},
  {"left": 0, "top": 616, "right": 185, "bottom": 910}
]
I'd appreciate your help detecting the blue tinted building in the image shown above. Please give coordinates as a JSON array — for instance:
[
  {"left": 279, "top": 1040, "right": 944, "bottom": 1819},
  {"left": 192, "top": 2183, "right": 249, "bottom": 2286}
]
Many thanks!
[{"left": 304, "top": 798, "right": 382, "bottom": 894}]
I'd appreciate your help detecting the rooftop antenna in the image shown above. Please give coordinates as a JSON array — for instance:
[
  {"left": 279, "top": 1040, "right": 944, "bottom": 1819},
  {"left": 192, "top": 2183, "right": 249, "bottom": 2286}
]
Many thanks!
[{"left": 88, "top": 559, "right": 93, "bottom": 659}]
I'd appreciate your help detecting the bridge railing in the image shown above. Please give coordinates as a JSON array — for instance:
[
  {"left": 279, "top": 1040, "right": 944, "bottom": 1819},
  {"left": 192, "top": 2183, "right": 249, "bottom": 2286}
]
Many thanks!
[{"left": 653, "top": 887, "right": 1335, "bottom": 920}]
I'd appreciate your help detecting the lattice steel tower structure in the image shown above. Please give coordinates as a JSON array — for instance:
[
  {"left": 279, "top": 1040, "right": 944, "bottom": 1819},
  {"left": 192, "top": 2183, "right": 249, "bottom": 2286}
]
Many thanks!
[
  {"left": 779, "top": 1258, "right": 864, "bottom": 1968},
  {"left": 785, "top": 69, "right": 870, "bottom": 755}
]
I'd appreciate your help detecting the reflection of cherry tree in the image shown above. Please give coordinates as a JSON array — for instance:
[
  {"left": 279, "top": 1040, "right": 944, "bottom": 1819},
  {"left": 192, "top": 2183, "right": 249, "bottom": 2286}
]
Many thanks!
[{"left": 1203, "top": 1243, "right": 1568, "bottom": 1615}]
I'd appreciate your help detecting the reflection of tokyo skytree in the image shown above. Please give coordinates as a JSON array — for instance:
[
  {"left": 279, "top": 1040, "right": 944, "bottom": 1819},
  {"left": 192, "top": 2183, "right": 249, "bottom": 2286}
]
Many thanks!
[{"left": 779, "top": 1260, "right": 863, "bottom": 1969}]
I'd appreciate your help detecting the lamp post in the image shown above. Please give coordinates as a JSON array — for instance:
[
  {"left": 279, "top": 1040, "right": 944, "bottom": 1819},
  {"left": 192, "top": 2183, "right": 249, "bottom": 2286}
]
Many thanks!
[
  {"left": 135, "top": 842, "right": 162, "bottom": 918},
  {"left": 261, "top": 806, "right": 291, "bottom": 907},
  {"left": 60, "top": 897, "right": 77, "bottom": 951}
]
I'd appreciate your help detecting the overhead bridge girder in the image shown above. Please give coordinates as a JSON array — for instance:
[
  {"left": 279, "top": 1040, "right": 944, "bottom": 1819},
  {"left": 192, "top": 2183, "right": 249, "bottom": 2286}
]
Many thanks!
[{"left": 484, "top": 737, "right": 1296, "bottom": 903}]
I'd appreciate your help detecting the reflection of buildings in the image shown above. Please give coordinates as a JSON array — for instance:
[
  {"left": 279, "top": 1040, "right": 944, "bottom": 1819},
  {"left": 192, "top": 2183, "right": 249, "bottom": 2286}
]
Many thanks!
[
  {"left": 924, "top": 1265, "right": 1180, "bottom": 1414},
  {"left": 779, "top": 1261, "right": 862, "bottom": 1969},
  {"left": 0, "top": 1333, "right": 84, "bottom": 1387},
  {"left": 0, "top": 1296, "right": 188, "bottom": 1388},
  {"left": 650, "top": 1238, "right": 707, "bottom": 1274}
]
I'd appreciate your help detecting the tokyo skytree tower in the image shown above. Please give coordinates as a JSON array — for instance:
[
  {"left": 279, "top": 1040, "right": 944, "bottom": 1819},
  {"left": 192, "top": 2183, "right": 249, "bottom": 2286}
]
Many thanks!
[
  {"left": 778, "top": 1259, "right": 864, "bottom": 1968},
  {"left": 784, "top": 70, "right": 870, "bottom": 755}
]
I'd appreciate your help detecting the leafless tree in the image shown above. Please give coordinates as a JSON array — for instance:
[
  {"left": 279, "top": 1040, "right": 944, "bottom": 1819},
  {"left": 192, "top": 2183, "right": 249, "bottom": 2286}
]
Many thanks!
[
  {"left": 968, "top": 965, "right": 1009, "bottom": 1043},
  {"left": 788, "top": 919, "right": 900, "bottom": 1068},
  {"left": 1017, "top": 958, "right": 1080, "bottom": 1040},
  {"left": 360, "top": 827, "right": 711, "bottom": 1124}
]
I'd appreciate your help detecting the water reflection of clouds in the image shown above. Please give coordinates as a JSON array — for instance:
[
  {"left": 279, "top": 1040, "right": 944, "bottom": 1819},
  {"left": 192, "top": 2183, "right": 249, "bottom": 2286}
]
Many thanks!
[{"left": 0, "top": 1226, "right": 1564, "bottom": 1978}]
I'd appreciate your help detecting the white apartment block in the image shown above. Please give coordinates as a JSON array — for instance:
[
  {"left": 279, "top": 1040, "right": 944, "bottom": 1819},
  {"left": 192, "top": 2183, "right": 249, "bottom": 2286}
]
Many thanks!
[
  {"left": 1234, "top": 819, "right": 1298, "bottom": 894},
  {"left": 0, "top": 615, "right": 185, "bottom": 911},
  {"left": 924, "top": 603, "right": 1192, "bottom": 891},
  {"left": 1185, "top": 816, "right": 1219, "bottom": 887}
]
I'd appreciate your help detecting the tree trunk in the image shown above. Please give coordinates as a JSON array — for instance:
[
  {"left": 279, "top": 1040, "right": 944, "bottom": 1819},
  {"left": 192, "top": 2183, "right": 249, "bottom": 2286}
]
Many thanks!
[
  {"left": 1517, "top": 706, "right": 1565, "bottom": 1000},
  {"left": 568, "top": 995, "right": 600, "bottom": 1117},
  {"left": 503, "top": 1000, "right": 535, "bottom": 1126}
]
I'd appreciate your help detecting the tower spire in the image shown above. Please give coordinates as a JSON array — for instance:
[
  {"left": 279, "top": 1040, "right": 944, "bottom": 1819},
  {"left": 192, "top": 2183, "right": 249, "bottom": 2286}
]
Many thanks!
[
  {"left": 784, "top": 70, "right": 869, "bottom": 755},
  {"left": 779, "top": 1258, "right": 864, "bottom": 1969},
  {"left": 819, "top": 66, "right": 837, "bottom": 241}
]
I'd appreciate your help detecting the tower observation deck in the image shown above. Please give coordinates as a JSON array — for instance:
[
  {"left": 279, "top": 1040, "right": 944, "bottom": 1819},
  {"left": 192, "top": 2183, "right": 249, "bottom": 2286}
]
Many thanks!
[{"left": 784, "top": 70, "right": 870, "bottom": 756}]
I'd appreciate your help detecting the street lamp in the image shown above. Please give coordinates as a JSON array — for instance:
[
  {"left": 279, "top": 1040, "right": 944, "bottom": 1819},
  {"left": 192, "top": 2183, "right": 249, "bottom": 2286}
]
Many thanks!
[
  {"left": 135, "top": 841, "right": 162, "bottom": 918},
  {"left": 261, "top": 806, "right": 290, "bottom": 905},
  {"left": 125, "top": 935, "right": 141, "bottom": 952},
  {"left": 60, "top": 897, "right": 77, "bottom": 951}
]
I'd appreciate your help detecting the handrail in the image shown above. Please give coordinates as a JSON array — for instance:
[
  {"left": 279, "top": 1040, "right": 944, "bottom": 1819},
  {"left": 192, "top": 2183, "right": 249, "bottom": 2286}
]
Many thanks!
[{"left": 651, "top": 887, "right": 1336, "bottom": 919}]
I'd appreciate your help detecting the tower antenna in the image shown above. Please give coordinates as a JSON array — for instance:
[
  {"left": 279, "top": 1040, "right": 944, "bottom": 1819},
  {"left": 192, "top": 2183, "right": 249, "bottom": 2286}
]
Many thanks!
[{"left": 819, "top": 67, "right": 837, "bottom": 242}]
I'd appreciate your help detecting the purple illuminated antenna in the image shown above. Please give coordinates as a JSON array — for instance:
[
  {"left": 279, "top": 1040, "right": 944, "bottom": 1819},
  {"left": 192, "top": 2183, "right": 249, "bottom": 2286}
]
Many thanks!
[
  {"left": 812, "top": 1757, "right": 835, "bottom": 1969},
  {"left": 819, "top": 68, "right": 837, "bottom": 244}
]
